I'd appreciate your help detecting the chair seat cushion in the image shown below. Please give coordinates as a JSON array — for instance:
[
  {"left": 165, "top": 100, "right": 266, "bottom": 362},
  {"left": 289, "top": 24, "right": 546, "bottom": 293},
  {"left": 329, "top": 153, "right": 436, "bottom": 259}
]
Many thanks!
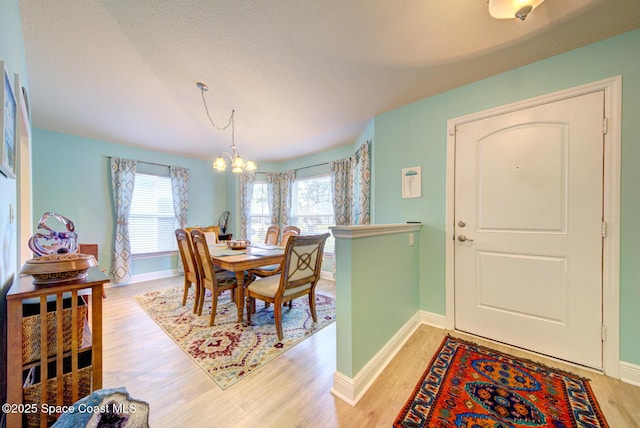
[
  {"left": 248, "top": 274, "right": 311, "bottom": 298},
  {"left": 216, "top": 270, "right": 238, "bottom": 286}
]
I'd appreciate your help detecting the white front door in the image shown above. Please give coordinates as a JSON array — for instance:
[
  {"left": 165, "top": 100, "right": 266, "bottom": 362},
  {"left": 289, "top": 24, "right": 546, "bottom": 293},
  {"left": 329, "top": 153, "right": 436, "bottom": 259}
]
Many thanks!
[{"left": 454, "top": 91, "right": 604, "bottom": 369}]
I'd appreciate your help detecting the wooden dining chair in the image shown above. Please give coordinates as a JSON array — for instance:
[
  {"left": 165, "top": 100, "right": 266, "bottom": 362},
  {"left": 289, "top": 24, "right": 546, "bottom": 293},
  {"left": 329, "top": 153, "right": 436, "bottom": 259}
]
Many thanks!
[
  {"left": 245, "top": 233, "right": 329, "bottom": 340},
  {"left": 280, "top": 225, "right": 301, "bottom": 247},
  {"left": 175, "top": 229, "right": 201, "bottom": 313},
  {"left": 190, "top": 229, "right": 239, "bottom": 326},
  {"left": 185, "top": 225, "right": 220, "bottom": 244},
  {"left": 264, "top": 225, "right": 280, "bottom": 245}
]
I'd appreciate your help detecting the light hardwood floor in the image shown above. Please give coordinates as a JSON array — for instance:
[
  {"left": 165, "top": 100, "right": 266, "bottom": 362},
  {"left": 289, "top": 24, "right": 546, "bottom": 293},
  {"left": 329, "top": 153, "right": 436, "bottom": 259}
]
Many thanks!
[{"left": 102, "top": 277, "right": 640, "bottom": 427}]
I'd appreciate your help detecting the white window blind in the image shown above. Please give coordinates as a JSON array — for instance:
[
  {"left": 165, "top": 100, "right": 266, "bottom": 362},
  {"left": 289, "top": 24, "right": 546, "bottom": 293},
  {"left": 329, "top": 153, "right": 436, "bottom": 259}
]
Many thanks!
[
  {"left": 249, "top": 182, "right": 270, "bottom": 244},
  {"left": 291, "top": 174, "right": 335, "bottom": 253},
  {"left": 129, "top": 173, "right": 177, "bottom": 255}
]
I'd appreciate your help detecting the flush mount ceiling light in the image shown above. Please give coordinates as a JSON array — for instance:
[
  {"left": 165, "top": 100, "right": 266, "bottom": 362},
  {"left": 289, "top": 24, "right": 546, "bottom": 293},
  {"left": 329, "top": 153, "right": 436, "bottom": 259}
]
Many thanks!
[
  {"left": 488, "top": 0, "right": 546, "bottom": 21},
  {"left": 196, "top": 82, "right": 257, "bottom": 173}
]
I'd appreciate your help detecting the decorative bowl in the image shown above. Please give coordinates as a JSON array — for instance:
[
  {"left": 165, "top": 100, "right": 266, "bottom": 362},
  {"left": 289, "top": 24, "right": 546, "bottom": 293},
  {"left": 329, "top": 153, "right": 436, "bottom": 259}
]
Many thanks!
[
  {"left": 227, "top": 240, "right": 250, "bottom": 250},
  {"left": 21, "top": 253, "right": 98, "bottom": 284}
]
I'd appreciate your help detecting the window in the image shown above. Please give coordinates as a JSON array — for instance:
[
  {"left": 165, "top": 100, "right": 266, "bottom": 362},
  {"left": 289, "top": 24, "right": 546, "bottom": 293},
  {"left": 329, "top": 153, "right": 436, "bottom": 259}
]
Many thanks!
[
  {"left": 129, "top": 173, "right": 177, "bottom": 255},
  {"left": 249, "top": 181, "right": 270, "bottom": 244},
  {"left": 291, "top": 174, "right": 335, "bottom": 253}
]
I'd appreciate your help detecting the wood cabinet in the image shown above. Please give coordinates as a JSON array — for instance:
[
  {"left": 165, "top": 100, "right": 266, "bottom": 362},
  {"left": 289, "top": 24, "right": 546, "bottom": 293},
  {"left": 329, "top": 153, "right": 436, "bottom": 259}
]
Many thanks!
[{"left": 6, "top": 267, "right": 107, "bottom": 427}]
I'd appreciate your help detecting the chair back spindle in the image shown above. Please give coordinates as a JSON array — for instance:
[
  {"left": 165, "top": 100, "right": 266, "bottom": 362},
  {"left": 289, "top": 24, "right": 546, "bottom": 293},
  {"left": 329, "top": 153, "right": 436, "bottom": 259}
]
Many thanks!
[
  {"left": 280, "top": 225, "right": 301, "bottom": 247},
  {"left": 265, "top": 225, "right": 280, "bottom": 245}
]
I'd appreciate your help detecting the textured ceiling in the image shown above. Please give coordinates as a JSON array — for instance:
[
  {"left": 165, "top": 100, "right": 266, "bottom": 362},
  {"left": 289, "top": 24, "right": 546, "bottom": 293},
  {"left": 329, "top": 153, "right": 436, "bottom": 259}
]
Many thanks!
[{"left": 19, "top": 0, "right": 640, "bottom": 163}]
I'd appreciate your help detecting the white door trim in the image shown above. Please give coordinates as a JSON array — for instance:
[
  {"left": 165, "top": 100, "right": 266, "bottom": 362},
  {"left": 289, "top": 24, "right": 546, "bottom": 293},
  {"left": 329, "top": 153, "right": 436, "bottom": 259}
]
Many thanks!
[{"left": 445, "top": 76, "right": 621, "bottom": 377}]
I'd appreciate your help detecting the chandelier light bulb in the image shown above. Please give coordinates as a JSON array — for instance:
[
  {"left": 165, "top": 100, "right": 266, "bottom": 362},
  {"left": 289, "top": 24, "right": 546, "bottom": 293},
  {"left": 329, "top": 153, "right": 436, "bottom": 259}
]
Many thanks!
[
  {"left": 233, "top": 156, "right": 245, "bottom": 168},
  {"left": 213, "top": 156, "right": 227, "bottom": 171}
]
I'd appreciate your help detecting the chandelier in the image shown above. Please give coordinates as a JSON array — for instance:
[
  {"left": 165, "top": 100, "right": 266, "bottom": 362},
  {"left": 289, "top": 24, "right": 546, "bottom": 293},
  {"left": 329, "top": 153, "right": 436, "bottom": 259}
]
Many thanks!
[{"left": 197, "top": 82, "right": 257, "bottom": 173}]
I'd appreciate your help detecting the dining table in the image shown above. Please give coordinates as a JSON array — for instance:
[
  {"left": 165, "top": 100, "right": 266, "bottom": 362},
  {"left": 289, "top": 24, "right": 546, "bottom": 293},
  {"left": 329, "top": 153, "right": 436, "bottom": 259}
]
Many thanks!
[{"left": 208, "top": 243, "right": 285, "bottom": 322}]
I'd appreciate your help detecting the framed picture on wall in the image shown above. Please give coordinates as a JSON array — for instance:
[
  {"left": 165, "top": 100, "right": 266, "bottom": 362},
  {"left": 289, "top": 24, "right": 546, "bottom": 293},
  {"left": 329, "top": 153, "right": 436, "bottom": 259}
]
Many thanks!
[
  {"left": 1, "top": 61, "right": 17, "bottom": 179},
  {"left": 402, "top": 166, "right": 421, "bottom": 199}
]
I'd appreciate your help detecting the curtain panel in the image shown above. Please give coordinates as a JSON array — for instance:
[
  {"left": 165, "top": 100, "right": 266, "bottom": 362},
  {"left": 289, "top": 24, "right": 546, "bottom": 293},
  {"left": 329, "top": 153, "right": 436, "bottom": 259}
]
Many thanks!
[
  {"left": 239, "top": 172, "right": 256, "bottom": 240},
  {"left": 170, "top": 166, "right": 189, "bottom": 272},
  {"left": 109, "top": 157, "right": 138, "bottom": 284},
  {"left": 330, "top": 141, "right": 371, "bottom": 225},
  {"left": 266, "top": 170, "right": 294, "bottom": 229},
  {"left": 170, "top": 166, "right": 190, "bottom": 228}
]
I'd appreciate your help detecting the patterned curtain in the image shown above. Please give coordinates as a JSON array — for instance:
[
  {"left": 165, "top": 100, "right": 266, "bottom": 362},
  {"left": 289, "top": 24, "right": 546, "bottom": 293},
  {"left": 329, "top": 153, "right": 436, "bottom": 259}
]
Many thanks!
[
  {"left": 170, "top": 166, "right": 190, "bottom": 228},
  {"left": 355, "top": 142, "right": 371, "bottom": 224},
  {"left": 280, "top": 170, "right": 295, "bottom": 226},
  {"left": 266, "top": 173, "right": 280, "bottom": 227},
  {"left": 266, "top": 170, "right": 295, "bottom": 227},
  {"left": 330, "top": 158, "right": 351, "bottom": 226},
  {"left": 170, "top": 166, "right": 189, "bottom": 272},
  {"left": 330, "top": 141, "right": 371, "bottom": 225},
  {"left": 239, "top": 172, "right": 255, "bottom": 240},
  {"left": 110, "top": 157, "right": 137, "bottom": 284}
]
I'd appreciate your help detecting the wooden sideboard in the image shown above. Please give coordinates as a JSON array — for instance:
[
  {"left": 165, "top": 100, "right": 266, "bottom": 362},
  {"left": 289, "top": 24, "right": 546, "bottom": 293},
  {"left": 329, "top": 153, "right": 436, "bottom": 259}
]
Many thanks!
[{"left": 5, "top": 267, "right": 108, "bottom": 427}]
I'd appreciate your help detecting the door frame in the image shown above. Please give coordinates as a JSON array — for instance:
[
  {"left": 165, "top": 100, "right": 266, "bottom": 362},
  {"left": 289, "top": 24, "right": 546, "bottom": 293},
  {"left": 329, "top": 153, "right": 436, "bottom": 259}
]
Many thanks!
[{"left": 444, "top": 76, "right": 621, "bottom": 377}]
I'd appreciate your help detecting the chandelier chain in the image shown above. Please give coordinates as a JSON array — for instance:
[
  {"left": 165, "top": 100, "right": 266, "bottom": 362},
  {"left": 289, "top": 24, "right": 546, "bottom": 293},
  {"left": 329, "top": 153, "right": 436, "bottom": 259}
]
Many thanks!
[
  {"left": 199, "top": 86, "right": 233, "bottom": 132},
  {"left": 197, "top": 81, "right": 256, "bottom": 172}
]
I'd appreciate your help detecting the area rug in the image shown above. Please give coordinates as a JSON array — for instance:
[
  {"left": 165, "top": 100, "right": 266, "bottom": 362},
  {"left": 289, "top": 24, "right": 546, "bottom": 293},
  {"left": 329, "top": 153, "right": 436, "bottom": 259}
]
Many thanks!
[
  {"left": 133, "top": 286, "right": 335, "bottom": 389},
  {"left": 394, "top": 336, "right": 609, "bottom": 427}
]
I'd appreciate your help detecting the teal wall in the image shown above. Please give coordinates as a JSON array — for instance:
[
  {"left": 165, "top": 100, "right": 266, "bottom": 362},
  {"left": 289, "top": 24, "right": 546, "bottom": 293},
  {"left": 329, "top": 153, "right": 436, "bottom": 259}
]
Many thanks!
[
  {"left": 1, "top": 0, "right": 29, "bottom": 407},
  {"left": 372, "top": 29, "right": 640, "bottom": 365},
  {"left": 0, "top": 0, "right": 28, "bottom": 285},
  {"left": 335, "top": 230, "right": 419, "bottom": 377},
  {"left": 32, "top": 129, "right": 227, "bottom": 277}
]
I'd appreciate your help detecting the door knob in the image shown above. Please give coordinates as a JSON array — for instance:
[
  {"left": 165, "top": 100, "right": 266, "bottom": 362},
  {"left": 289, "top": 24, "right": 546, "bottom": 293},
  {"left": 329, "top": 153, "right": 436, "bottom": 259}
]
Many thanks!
[{"left": 457, "top": 235, "right": 474, "bottom": 242}]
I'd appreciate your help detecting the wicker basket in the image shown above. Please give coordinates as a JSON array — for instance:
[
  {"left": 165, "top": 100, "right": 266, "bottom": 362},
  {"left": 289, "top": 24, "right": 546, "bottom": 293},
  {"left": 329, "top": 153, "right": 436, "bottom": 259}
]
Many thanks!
[
  {"left": 23, "top": 365, "right": 92, "bottom": 427},
  {"left": 22, "top": 304, "right": 88, "bottom": 365}
]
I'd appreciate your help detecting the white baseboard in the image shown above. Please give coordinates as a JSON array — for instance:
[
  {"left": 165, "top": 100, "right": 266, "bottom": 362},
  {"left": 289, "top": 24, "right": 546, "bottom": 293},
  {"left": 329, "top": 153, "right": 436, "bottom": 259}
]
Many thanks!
[
  {"left": 320, "top": 270, "right": 335, "bottom": 281},
  {"left": 419, "top": 310, "right": 446, "bottom": 329},
  {"left": 331, "top": 311, "right": 423, "bottom": 406},
  {"left": 620, "top": 360, "right": 640, "bottom": 387}
]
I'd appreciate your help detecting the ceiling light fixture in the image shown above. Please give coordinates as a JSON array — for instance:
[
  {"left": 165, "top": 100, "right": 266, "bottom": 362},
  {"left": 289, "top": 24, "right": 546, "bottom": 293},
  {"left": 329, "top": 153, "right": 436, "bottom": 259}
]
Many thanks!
[
  {"left": 196, "top": 82, "right": 257, "bottom": 173},
  {"left": 488, "top": 0, "right": 545, "bottom": 21}
]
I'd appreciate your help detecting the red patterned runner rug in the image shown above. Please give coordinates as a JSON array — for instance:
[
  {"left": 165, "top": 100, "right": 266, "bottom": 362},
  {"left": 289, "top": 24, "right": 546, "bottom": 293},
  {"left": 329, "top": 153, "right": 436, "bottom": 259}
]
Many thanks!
[{"left": 394, "top": 336, "right": 608, "bottom": 427}]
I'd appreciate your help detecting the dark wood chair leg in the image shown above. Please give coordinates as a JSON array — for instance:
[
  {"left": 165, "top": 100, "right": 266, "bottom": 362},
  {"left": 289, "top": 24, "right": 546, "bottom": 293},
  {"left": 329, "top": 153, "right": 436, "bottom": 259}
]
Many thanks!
[
  {"left": 274, "top": 301, "right": 283, "bottom": 340},
  {"left": 246, "top": 295, "right": 253, "bottom": 323},
  {"left": 309, "top": 292, "right": 317, "bottom": 322},
  {"left": 209, "top": 292, "right": 218, "bottom": 326},
  {"left": 182, "top": 278, "right": 189, "bottom": 306},
  {"left": 192, "top": 281, "right": 200, "bottom": 314}
]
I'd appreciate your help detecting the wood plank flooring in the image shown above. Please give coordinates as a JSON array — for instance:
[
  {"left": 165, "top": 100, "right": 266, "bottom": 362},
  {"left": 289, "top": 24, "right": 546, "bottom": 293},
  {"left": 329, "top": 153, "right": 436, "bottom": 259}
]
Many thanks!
[{"left": 102, "top": 277, "right": 640, "bottom": 427}]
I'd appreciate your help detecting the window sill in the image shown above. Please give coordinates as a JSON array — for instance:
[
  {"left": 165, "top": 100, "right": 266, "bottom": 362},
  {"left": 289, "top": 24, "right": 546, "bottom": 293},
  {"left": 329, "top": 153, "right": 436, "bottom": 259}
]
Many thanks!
[{"left": 132, "top": 251, "right": 177, "bottom": 260}]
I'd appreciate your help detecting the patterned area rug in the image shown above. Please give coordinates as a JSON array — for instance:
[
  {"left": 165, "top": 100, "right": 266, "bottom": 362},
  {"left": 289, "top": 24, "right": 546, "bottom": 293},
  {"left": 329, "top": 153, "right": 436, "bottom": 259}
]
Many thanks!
[
  {"left": 134, "top": 287, "right": 335, "bottom": 389},
  {"left": 394, "top": 336, "right": 609, "bottom": 427}
]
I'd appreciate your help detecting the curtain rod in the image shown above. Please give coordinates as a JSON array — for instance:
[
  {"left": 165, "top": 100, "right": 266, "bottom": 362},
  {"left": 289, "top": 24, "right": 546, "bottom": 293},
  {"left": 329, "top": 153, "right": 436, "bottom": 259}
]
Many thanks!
[
  {"left": 256, "top": 161, "right": 329, "bottom": 175},
  {"left": 107, "top": 156, "right": 171, "bottom": 169},
  {"left": 295, "top": 161, "right": 329, "bottom": 171}
]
